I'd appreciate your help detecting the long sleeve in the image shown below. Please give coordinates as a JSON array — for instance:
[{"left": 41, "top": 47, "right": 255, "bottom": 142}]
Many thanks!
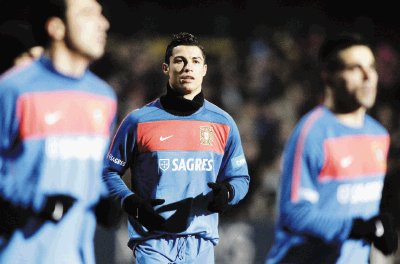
[
  {"left": 103, "top": 115, "right": 136, "bottom": 203},
  {"left": 218, "top": 119, "right": 250, "bottom": 205},
  {"left": 278, "top": 109, "right": 352, "bottom": 244}
]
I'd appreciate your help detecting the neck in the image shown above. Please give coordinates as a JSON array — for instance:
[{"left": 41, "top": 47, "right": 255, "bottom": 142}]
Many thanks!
[
  {"left": 334, "top": 109, "right": 366, "bottom": 127},
  {"left": 323, "top": 89, "right": 366, "bottom": 127},
  {"left": 168, "top": 82, "right": 201, "bottom": 100},
  {"left": 324, "top": 99, "right": 366, "bottom": 128},
  {"left": 160, "top": 83, "right": 204, "bottom": 116},
  {"left": 48, "top": 42, "right": 89, "bottom": 77}
]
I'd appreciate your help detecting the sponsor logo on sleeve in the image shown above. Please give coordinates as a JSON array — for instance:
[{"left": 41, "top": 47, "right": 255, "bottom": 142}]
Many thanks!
[
  {"left": 299, "top": 188, "right": 319, "bottom": 203},
  {"left": 232, "top": 155, "right": 246, "bottom": 168},
  {"left": 107, "top": 153, "right": 126, "bottom": 166}
]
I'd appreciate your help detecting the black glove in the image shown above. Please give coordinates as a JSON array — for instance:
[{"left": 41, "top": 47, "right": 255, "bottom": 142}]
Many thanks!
[
  {"left": 40, "top": 195, "right": 76, "bottom": 223},
  {"left": 207, "top": 182, "right": 234, "bottom": 213},
  {"left": 161, "top": 197, "right": 194, "bottom": 233},
  {"left": 0, "top": 197, "right": 30, "bottom": 237},
  {"left": 350, "top": 214, "right": 398, "bottom": 255},
  {"left": 123, "top": 194, "right": 166, "bottom": 231},
  {"left": 373, "top": 214, "right": 398, "bottom": 255},
  {"left": 94, "top": 196, "right": 122, "bottom": 228}
]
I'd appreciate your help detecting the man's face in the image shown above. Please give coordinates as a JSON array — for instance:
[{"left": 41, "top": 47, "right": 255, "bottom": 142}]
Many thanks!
[
  {"left": 328, "top": 45, "right": 378, "bottom": 111},
  {"left": 64, "top": 0, "right": 109, "bottom": 61},
  {"left": 163, "top": 45, "right": 207, "bottom": 99}
]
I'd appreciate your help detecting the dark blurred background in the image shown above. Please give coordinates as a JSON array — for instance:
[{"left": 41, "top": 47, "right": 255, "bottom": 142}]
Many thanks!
[
  {"left": 1, "top": 1, "right": 400, "bottom": 263},
  {"left": 2, "top": 0, "right": 400, "bottom": 37}
]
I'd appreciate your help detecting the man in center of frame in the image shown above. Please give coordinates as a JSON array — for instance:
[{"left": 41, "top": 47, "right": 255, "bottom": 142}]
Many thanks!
[{"left": 103, "top": 32, "right": 250, "bottom": 263}]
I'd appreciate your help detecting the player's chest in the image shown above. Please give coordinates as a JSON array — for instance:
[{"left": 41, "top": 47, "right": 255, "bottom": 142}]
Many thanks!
[
  {"left": 319, "top": 135, "right": 389, "bottom": 180},
  {"left": 17, "top": 90, "right": 115, "bottom": 137},
  {"left": 136, "top": 120, "right": 230, "bottom": 154}
]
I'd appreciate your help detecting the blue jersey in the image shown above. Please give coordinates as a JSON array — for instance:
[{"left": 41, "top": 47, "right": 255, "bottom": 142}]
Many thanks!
[
  {"left": 103, "top": 98, "right": 249, "bottom": 245},
  {"left": 0, "top": 56, "right": 117, "bottom": 263},
  {"left": 267, "top": 106, "right": 389, "bottom": 264}
]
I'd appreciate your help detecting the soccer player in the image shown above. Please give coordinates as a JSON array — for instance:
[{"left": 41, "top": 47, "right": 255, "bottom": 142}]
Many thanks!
[
  {"left": 266, "top": 33, "right": 398, "bottom": 263},
  {"left": 0, "top": 0, "right": 118, "bottom": 263},
  {"left": 103, "top": 32, "right": 250, "bottom": 263}
]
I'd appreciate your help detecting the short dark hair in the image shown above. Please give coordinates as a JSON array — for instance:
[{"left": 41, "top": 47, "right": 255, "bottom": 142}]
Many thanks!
[
  {"left": 29, "top": 0, "right": 67, "bottom": 46},
  {"left": 164, "top": 32, "right": 206, "bottom": 64},
  {"left": 318, "top": 33, "right": 372, "bottom": 72}
]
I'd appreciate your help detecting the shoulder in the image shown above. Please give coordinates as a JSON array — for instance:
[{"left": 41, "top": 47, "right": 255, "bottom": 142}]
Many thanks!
[
  {"left": 122, "top": 99, "right": 163, "bottom": 124},
  {"left": 203, "top": 100, "right": 237, "bottom": 126},
  {"left": 293, "top": 106, "right": 330, "bottom": 135},
  {"left": 84, "top": 71, "right": 116, "bottom": 99},
  {"left": 0, "top": 60, "right": 41, "bottom": 91},
  {"left": 364, "top": 114, "right": 389, "bottom": 135}
]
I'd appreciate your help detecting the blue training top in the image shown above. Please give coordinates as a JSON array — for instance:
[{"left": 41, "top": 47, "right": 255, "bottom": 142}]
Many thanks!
[
  {"left": 103, "top": 98, "right": 250, "bottom": 246},
  {"left": 0, "top": 56, "right": 117, "bottom": 212},
  {"left": 267, "top": 106, "right": 389, "bottom": 264}
]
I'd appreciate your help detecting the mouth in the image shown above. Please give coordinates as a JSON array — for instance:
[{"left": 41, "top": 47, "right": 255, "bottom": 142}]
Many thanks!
[
  {"left": 97, "top": 34, "right": 107, "bottom": 45},
  {"left": 180, "top": 76, "right": 195, "bottom": 83},
  {"left": 362, "top": 84, "right": 376, "bottom": 92}
]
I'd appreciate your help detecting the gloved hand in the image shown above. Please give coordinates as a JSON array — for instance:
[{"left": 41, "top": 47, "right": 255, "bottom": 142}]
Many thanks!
[
  {"left": 40, "top": 195, "right": 76, "bottom": 223},
  {"left": 123, "top": 194, "right": 166, "bottom": 231},
  {"left": 373, "top": 214, "right": 398, "bottom": 255},
  {"left": 350, "top": 214, "right": 398, "bottom": 255},
  {"left": 94, "top": 196, "right": 122, "bottom": 228},
  {"left": 0, "top": 197, "right": 30, "bottom": 237},
  {"left": 207, "top": 182, "right": 234, "bottom": 213},
  {"left": 162, "top": 197, "right": 194, "bottom": 233}
]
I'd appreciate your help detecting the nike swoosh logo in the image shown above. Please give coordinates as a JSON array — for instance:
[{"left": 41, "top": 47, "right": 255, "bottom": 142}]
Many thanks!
[
  {"left": 160, "top": 135, "right": 173, "bottom": 141},
  {"left": 340, "top": 156, "right": 353, "bottom": 168},
  {"left": 45, "top": 111, "right": 62, "bottom": 125}
]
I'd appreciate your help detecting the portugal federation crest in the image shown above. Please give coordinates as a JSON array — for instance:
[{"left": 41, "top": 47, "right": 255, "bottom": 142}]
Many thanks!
[{"left": 200, "top": 126, "right": 214, "bottom": 146}]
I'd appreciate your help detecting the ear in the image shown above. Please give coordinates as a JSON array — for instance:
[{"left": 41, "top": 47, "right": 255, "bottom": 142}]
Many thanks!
[
  {"left": 162, "top": 63, "right": 169, "bottom": 76},
  {"left": 46, "top": 17, "right": 66, "bottom": 41},
  {"left": 321, "top": 71, "right": 332, "bottom": 85},
  {"left": 202, "top": 64, "right": 207, "bottom": 77}
]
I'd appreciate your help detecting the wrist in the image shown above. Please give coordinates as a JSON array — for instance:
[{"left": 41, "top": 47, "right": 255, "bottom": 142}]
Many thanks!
[
  {"left": 349, "top": 218, "right": 376, "bottom": 240},
  {"left": 223, "top": 182, "right": 234, "bottom": 202},
  {"left": 123, "top": 194, "right": 141, "bottom": 212}
]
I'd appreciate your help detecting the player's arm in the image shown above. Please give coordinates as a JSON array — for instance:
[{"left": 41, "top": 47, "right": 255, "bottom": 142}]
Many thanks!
[
  {"left": 278, "top": 121, "right": 352, "bottom": 244},
  {"left": 102, "top": 115, "right": 136, "bottom": 201},
  {"left": 102, "top": 115, "right": 166, "bottom": 231},
  {"left": 208, "top": 120, "right": 250, "bottom": 213},
  {"left": 0, "top": 85, "right": 20, "bottom": 160}
]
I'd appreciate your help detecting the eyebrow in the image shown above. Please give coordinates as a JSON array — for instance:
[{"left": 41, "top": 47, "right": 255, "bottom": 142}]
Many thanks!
[{"left": 173, "top": 56, "right": 204, "bottom": 61}]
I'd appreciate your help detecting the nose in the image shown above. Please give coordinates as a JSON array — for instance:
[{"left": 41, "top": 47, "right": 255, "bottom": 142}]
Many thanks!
[
  {"left": 183, "top": 61, "right": 193, "bottom": 72},
  {"left": 100, "top": 14, "right": 110, "bottom": 31},
  {"left": 360, "top": 66, "right": 374, "bottom": 81}
]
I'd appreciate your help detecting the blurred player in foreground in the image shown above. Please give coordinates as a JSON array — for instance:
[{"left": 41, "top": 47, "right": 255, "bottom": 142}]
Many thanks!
[
  {"left": 266, "top": 33, "right": 398, "bottom": 263},
  {"left": 0, "top": 0, "right": 120, "bottom": 263}
]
